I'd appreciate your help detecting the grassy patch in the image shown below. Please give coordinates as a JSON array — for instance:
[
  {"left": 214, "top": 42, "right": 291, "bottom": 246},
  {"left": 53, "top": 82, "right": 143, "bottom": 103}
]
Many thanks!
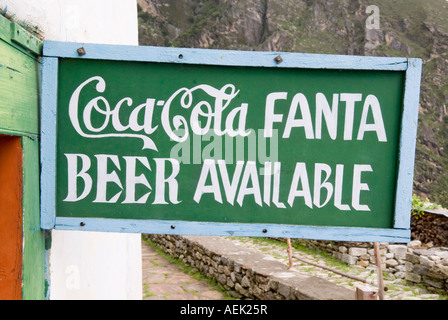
[
  {"left": 142, "top": 283, "right": 157, "bottom": 299},
  {"left": 412, "top": 194, "right": 440, "bottom": 219}
]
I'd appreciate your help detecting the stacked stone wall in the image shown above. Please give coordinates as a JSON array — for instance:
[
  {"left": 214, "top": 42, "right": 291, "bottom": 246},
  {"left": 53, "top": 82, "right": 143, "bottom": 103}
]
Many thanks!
[
  {"left": 146, "top": 234, "right": 287, "bottom": 299},
  {"left": 145, "top": 211, "right": 448, "bottom": 296},
  {"left": 411, "top": 211, "right": 448, "bottom": 247},
  {"left": 293, "top": 239, "right": 448, "bottom": 293},
  {"left": 144, "top": 234, "right": 354, "bottom": 300}
]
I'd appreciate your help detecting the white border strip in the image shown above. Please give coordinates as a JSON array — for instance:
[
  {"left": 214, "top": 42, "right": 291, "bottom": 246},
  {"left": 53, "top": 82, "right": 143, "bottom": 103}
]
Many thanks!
[
  {"left": 54, "top": 217, "right": 411, "bottom": 243},
  {"left": 40, "top": 57, "right": 58, "bottom": 229},
  {"left": 43, "top": 40, "right": 409, "bottom": 70}
]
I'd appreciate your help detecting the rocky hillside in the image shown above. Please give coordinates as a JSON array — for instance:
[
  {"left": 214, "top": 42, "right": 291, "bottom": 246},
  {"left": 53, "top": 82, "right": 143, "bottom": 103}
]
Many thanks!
[{"left": 137, "top": 0, "right": 448, "bottom": 207}]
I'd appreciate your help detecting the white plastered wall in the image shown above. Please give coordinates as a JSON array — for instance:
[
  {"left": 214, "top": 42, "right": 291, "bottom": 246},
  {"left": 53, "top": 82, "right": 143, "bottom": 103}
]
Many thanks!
[
  {"left": 0, "top": 0, "right": 142, "bottom": 299},
  {"left": 0, "top": 0, "right": 138, "bottom": 45}
]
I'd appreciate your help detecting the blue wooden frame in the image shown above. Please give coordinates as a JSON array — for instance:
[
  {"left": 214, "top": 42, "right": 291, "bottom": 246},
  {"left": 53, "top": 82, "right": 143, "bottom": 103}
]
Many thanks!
[{"left": 40, "top": 40, "right": 422, "bottom": 243}]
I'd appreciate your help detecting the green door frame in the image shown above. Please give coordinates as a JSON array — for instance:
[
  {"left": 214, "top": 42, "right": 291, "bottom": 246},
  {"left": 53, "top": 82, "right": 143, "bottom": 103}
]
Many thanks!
[{"left": 0, "top": 13, "right": 47, "bottom": 300}]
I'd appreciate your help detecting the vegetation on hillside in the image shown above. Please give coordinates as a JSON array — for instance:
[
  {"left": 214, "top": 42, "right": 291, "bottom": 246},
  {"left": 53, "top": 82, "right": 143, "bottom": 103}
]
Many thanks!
[{"left": 137, "top": 0, "right": 448, "bottom": 207}]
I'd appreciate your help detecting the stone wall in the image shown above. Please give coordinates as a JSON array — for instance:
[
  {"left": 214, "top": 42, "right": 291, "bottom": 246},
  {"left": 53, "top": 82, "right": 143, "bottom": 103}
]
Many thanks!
[
  {"left": 411, "top": 210, "right": 448, "bottom": 247},
  {"left": 293, "top": 238, "right": 448, "bottom": 293},
  {"left": 288, "top": 210, "right": 448, "bottom": 293},
  {"left": 144, "top": 210, "right": 448, "bottom": 296},
  {"left": 144, "top": 234, "right": 355, "bottom": 300},
  {"left": 145, "top": 234, "right": 289, "bottom": 299},
  {"left": 145, "top": 234, "right": 280, "bottom": 299}
]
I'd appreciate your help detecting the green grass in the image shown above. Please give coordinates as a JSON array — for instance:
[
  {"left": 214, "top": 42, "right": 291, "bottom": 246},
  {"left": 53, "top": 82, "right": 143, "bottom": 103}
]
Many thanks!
[
  {"left": 412, "top": 194, "right": 441, "bottom": 219},
  {"left": 143, "top": 283, "right": 157, "bottom": 299}
]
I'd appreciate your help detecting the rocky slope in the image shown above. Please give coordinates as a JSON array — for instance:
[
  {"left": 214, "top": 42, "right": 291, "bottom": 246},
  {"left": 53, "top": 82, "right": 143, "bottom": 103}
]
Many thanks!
[{"left": 137, "top": 0, "right": 448, "bottom": 207}]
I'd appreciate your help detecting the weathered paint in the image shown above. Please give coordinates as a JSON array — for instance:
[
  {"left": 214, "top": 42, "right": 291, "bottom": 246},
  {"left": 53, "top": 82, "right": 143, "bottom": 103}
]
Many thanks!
[
  {"left": 2, "top": 0, "right": 142, "bottom": 300},
  {"left": 0, "top": 15, "right": 40, "bottom": 137},
  {"left": 0, "top": 135, "right": 23, "bottom": 300},
  {"left": 43, "top": 40, "right": 409, "bottom": 71},
  {"left": 54, "top": 217, "right": 411, "bottom": 243},
  {"left": 393, "top": 58, "right": 422, "bottom": 229},
  {"left": 22, "top": 136, "right": 47, "bottom": 300},
  {"left": 9, "top": 22, "right": 43, "bottom": 55},
  {"left": 40, "top": 57, "right": 57, "bottom": 230},
  {"left": 20, "top": 0, "right": 143, "bottom": 300},
  {"left": 0, "top": 12, "right": 46, "bottom": 299}
]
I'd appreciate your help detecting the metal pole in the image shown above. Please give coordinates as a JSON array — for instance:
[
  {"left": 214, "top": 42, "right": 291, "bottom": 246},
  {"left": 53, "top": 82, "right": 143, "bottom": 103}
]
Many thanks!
[{"left": 373, "top": 242, "right": 385, "bottom": 300}]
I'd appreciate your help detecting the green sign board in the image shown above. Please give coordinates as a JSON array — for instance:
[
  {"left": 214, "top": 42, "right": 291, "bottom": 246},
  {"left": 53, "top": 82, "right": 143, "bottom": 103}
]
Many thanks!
[{"left": 41, "top": 41, "right": 422, "bottom": 242}]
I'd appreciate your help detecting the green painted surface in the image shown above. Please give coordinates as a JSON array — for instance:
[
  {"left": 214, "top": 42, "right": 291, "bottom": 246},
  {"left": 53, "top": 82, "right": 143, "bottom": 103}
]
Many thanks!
[
  {"left": 10, "top": 22, "right": 43, "bottom": 55},
  {"left": 0, "top": 16, "right": 46, "bottom": 299},
  {"left": 0, "top": 14, "right": 10, "bottom": 42},
  {"left": 0, "top": 15, "right": 40, "bottom": 136},
  {"left": 21, "top": 137, "right": 46, "bottom": 300},
  {"left": 56, "top": 58, "right": 405, "bottom": 229}
]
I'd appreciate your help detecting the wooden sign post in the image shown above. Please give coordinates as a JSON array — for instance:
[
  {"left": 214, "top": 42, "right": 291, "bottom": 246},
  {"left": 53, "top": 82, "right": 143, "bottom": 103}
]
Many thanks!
[{"left": 374, "top": 242, "right": 385, "bottom": 300}]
